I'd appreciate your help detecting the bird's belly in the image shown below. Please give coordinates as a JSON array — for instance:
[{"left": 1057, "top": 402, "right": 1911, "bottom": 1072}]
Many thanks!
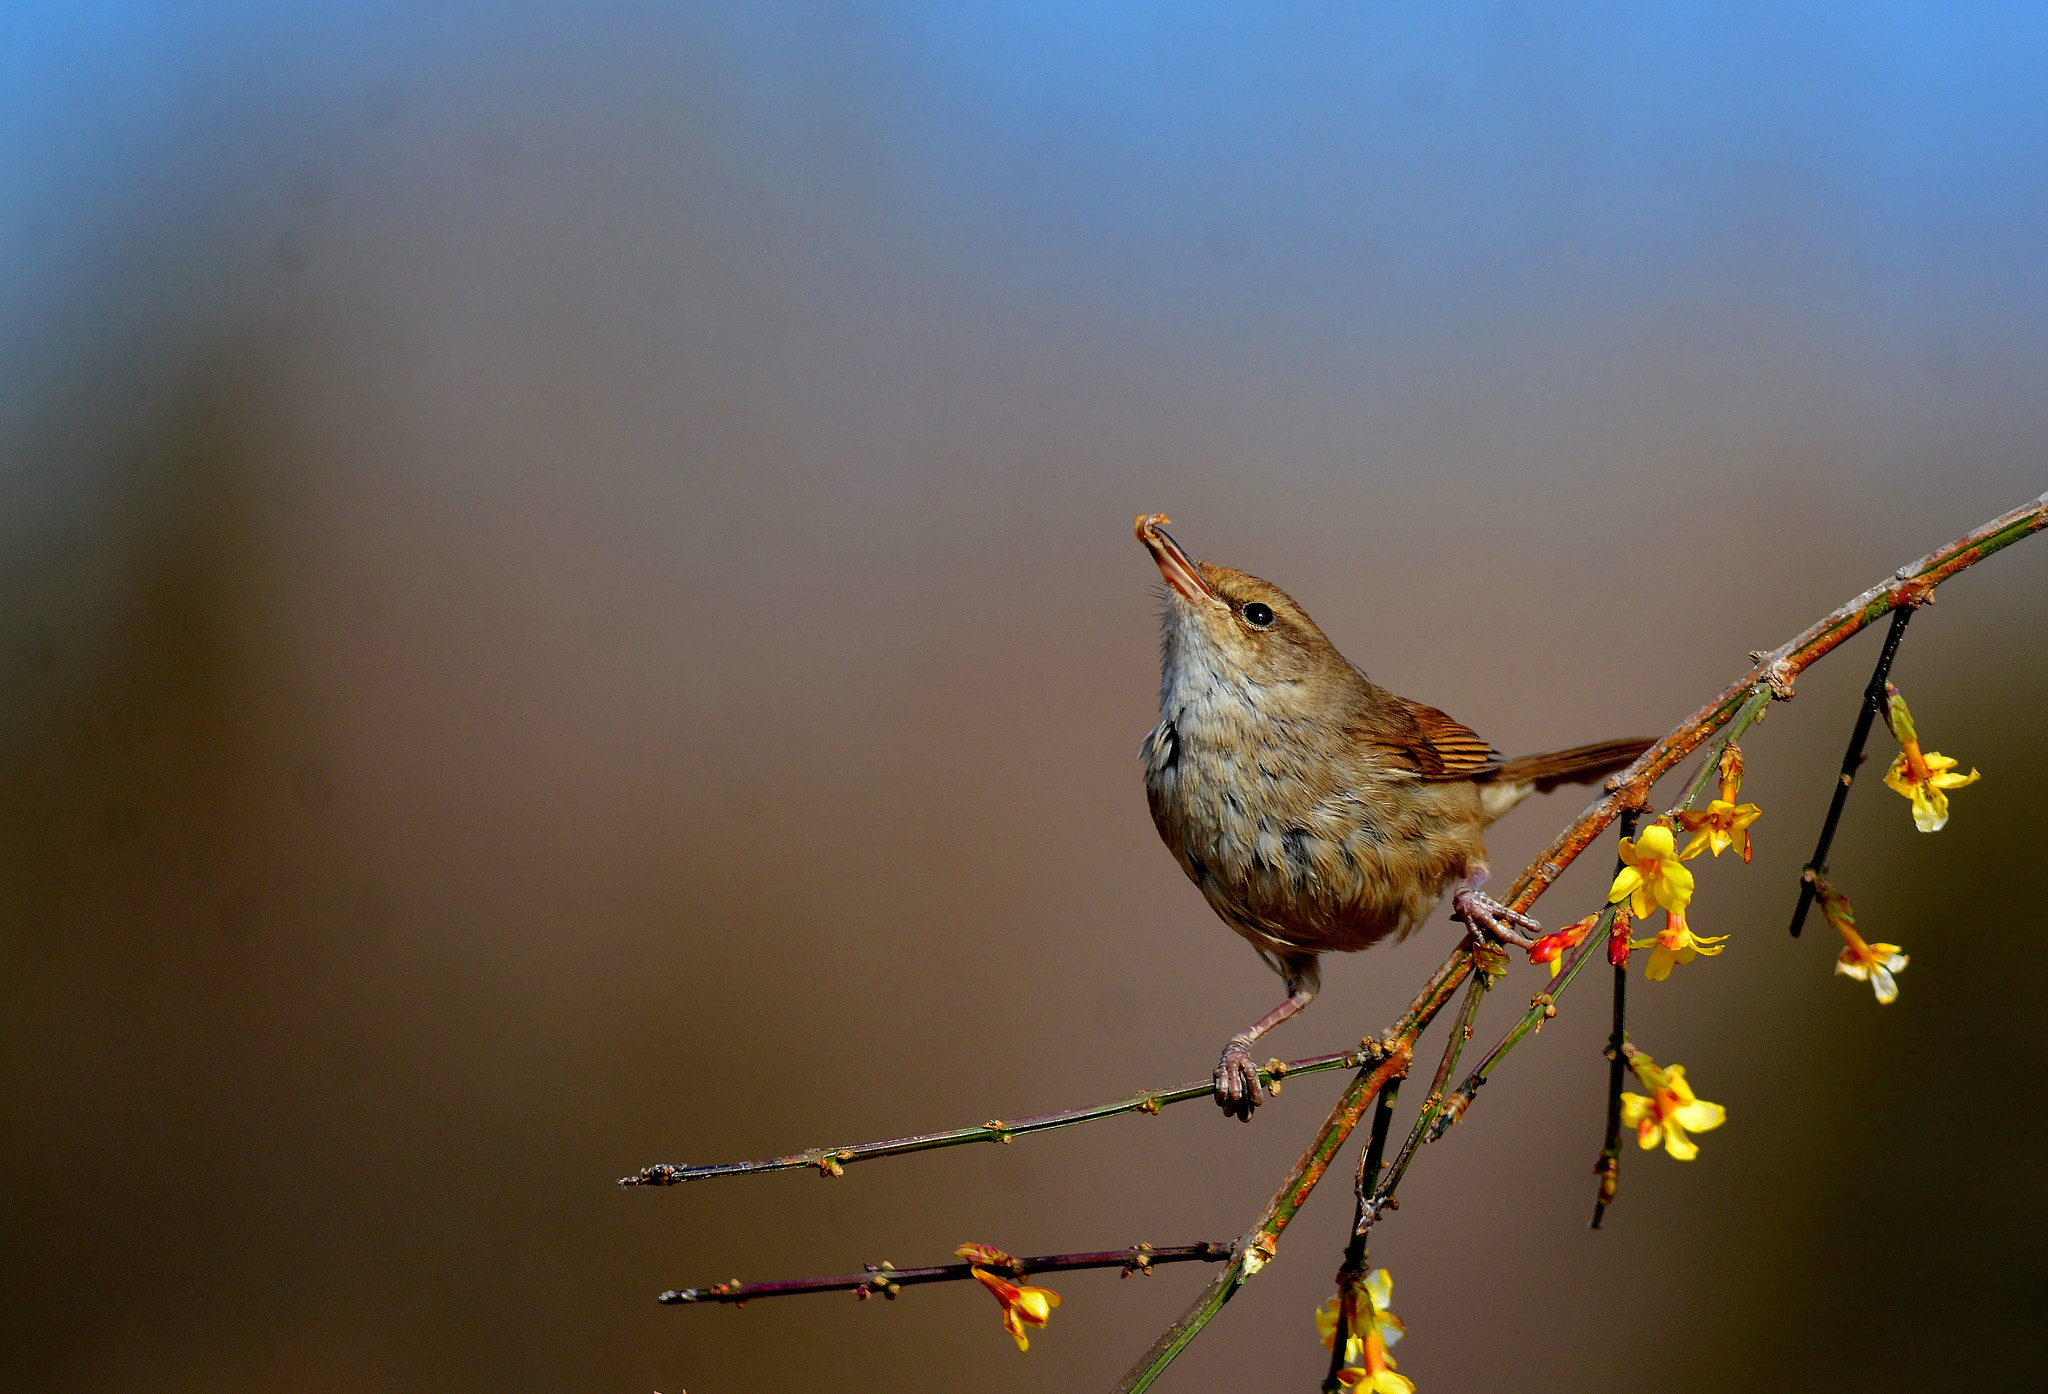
[{"left": 1146, "top": 744, "right": 1483, "bottom": 956}]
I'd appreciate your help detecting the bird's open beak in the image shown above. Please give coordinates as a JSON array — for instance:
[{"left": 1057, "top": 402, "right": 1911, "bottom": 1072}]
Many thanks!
[{"left": 1135, "top": 514, "right": 1226, "bottom": 608}]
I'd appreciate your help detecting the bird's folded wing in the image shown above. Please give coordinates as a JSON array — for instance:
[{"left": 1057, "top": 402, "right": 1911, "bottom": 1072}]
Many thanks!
[{"left": 1363, "top": 701, "right": 1504, "bottom": 780}]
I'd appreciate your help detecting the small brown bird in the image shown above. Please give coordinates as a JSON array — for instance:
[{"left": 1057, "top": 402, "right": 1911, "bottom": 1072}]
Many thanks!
[{"left": 1135, "top": 515, "right": 1653, "bottom": 1119}]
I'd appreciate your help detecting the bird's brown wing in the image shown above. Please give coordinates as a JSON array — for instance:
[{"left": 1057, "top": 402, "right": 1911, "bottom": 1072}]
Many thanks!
[{"left": 1364, "top": 700, "right": 1504, "bottom": 781}]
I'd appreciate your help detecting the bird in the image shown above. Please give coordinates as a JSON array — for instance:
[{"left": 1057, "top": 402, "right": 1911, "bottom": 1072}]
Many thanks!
[{"left": 1134, "top": 514, "right": 1654, "bottom": 1120}]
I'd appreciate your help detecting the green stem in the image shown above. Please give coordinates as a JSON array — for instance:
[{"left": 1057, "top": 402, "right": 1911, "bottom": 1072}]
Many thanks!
[
  {"left": 1670, "top": 687, "right": 1772, "bottom": 816},
  {"left": 1360, "top": 958, "right": 1497, "bottom": 1225}
]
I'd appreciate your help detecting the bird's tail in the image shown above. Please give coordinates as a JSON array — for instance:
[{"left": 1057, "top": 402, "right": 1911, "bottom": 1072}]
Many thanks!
[
  {"left": 1475, "top": 737, "right": 1657, "bottom": 822},
  {"left": 1491, "top": 737, "right": 1657, "bottom": 792}
]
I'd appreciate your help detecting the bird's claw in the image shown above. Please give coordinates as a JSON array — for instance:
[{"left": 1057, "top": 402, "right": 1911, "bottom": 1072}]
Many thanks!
[
  {"left": 1453, "top": 888, "right": 1541, "bottom": 949},
  {"left": 1214, "top": 1041, "right": 1263, "bottom": 1122}
]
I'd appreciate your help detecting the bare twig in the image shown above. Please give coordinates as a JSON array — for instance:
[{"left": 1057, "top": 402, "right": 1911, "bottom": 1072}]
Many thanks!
[
  {"left": 1788, "top": 606, "right": 1915, "bottom": 937},
  {"left": 1322, "top": 1081, "right": 1405, "bottom": 1394},
  {"left": 620, "top": 1047, "right": 1374, "bottom": 1187},
  {"left": 1358, "top": 954, "right": 1499, "bottom": 1228},
  {"left": 658, "top": 1242, "right": 1232, "bottom": 1305},
  {"left": 1591, "top": 810, "right": 1644, "bottom": 1230}
]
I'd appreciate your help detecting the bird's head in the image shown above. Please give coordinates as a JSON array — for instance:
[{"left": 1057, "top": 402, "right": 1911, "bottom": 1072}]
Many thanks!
[{"left": 1135, "top": 514, "right": 1350, "bottom": 693}]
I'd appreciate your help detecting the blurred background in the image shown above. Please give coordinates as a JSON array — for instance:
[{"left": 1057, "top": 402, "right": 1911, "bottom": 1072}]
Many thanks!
[{"left": 3, "top": 3, "right": 2045, "bottom": 1391}]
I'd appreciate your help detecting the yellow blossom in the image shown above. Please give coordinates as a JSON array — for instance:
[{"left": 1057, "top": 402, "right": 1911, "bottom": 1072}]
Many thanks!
[
  {"left": 1317, "top": 1293, "right": 1364, "bottom": 1365},
  {"left": 969, "top": 1266, "right": 1060, "bottom": 1352},
  {"left": 1324, "top": 1268, "right": 1412, "bottom": 1394},
  {"left": 1814, "top": 879, "right": 1908, "bottom": 1004},
  {"left": 1338, "top": 1364, "right": 1416, "bottom": 1394},
  {"left": 1618, "top": 1052, "right": 1725, "bottom": 1161},
  {"left": 1629, "top": 906, "right": 1729, "bottom": 981},
  {"left": 1675, "top": 749, "right": 1761, "bottom": 861},
  {"left": 1881, "top": 684, "right": 1979, "bottom": 832},
  {"left": 1607, "top": 824, "right": 1694, "bottom": 918}
]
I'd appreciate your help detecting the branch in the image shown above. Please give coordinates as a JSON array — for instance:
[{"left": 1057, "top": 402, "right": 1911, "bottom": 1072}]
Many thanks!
[
  {"left": 620, "top": 1047, "right": 1375, "bottom": 1187},
  {"left": 1590, "top": 809, "right": 1645, "bottom": 1231},
  {"left": 1358, "top": 953, "right": 1499, "bottom": 1227},
  {"left": 658, "top": 1242, "right": 1233, "bottom": 1305},
  {"left": 1786, "top": 605, "right": 1914, "bottom": 936},
  {"left": 1502, "top": 490, "right": 2048, "bottom": 914},
  {"left": 1110, "top": 944, "right": 1469, "bottom": 1393},
  {"left": 1429, "top": 687, "right": 1772, "bottom": 1147}
]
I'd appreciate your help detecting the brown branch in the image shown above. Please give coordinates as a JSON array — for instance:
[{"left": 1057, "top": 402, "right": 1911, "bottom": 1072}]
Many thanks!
[
  {"left": 620, "top": 1046, "right": 1374, "bottom": 1187},
  {"left": 1503, "top": 490, "right": 2048, "bottom": 914},
  {"left": 658, "top": 1242, "right": 1233, "bottom": 1305},
  {"left": 1111, "top": 945, "right": 1469, "bottom": 1393}
]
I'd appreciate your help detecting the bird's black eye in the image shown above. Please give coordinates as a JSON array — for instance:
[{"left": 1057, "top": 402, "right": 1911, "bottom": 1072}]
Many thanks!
[{"left": 1241, "top": 602, "right": 1275, "bottom": 629}]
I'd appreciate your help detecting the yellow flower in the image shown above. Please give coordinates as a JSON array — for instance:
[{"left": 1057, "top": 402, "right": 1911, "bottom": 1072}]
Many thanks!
[
  {"left": 1338, "top": 1364, "right": 1415, "bottom": 1394},
  {"left": 1676, "top": 798, "right": 1762, "bottom": 861},
  {"left": 1676, "top": 747, "right": 1762, "bottom": 861},
  {"left": 1317, "top": 1293, "right": 1364, "bottom": 1365},
  {"left": 1629, "top": 906, "right": 1729, "bottom": 981},
  {"left": 1326, "top": 1269, "right": 1412, "bottom": 1394},
  {"left": 1607, "top": 824, "right": 1695, "bottom": 918},
  {"left": 969, "top": 1266, "right": 1060, "bottom": 1352},
  {"left": 1814, "top": 879, "right": 1908, "bottom": 1004},
  {"left": 1881, "top": 684, "right": 1979, "bottom": 832},
  {"left": 1618, "top": 1053, "right": 1725, "bottom": 1160}
]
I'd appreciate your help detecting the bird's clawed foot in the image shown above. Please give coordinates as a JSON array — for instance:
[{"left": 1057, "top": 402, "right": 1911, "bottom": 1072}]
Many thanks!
[
  {"left": 1453, "top": 887, "right": 1541, "bottom": 949},
  {"left": 1214, "top": 1040, "right": 1263, "bottom": 1121}
]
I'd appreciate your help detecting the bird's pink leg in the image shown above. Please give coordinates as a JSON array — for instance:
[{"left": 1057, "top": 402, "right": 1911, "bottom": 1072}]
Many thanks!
[
  {"left": 1214, "top": 957, "right": 1318, "bottom": 1122},
  {"left": 1450, "top": 866, "right": 1542, "bottom": 948}
]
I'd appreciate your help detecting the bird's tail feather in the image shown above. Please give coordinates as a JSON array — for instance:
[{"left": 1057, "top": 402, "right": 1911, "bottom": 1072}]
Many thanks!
[{"left": 1488, "top": 738, "right": 1657, "bottom": 793}]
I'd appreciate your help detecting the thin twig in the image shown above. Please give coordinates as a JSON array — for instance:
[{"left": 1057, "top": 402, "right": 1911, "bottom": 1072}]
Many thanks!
[
  {"left": 1358, "top": 955, "right": 1498, "bottom": 1228},
  {"left": 620, "top": 1048, "right": 1371, "bottom": 1186},
  {"left": 1322, "top": 1081, "right": 1404, "bottom": 1394},
  {"left": 658, "top": 1242, "right": 1232, "bottom": 1305},
  {"left": 1788, "top": 606, "right": 1916, "bottom": 937},
  {"left": 1590, "top": 811, "right": 1642, "bottom": 1230}
]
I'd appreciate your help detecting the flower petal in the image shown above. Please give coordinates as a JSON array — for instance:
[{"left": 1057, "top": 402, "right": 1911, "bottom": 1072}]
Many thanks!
[
  {"left": 1910, "top": 784, "right": 1947, "bottom": 832},
  {"left": 1609, "top": 866, "right": 1645, "bottom": 906},
  {"left": 1655, "top": 859, "right": 1695, "bottom": 912},
  {"left": 1673, "top": 1099, "right": 1726, "bottom": 1133}
]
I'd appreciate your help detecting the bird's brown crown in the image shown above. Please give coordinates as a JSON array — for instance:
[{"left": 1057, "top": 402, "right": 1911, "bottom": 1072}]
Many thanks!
[{"left": 1178, "top": 561, "right": 1353, "bottom": 687}]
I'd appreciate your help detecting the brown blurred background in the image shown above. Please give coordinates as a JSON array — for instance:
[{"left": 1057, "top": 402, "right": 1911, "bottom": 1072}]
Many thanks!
[{"left": 3, "top": 4, "right": 2045, "bottom": 1391}]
